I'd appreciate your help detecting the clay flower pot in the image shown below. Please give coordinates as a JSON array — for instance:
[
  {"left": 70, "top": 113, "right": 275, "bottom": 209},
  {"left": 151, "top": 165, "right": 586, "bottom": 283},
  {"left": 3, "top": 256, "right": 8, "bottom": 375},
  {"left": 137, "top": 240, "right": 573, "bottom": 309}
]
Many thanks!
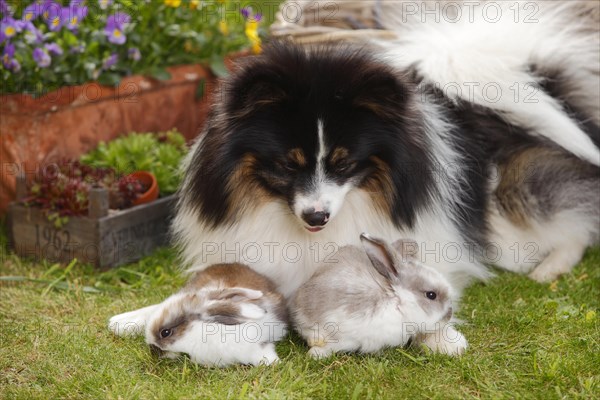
[{"left": 130, "top": 171, "right": 159, "bottom": 206}]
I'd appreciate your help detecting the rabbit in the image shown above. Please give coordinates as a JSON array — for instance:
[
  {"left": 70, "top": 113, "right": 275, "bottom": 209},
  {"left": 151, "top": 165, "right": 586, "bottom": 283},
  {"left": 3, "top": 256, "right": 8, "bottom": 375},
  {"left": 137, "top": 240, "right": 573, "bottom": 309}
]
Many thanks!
[
  {"left": 108, "top": 263, "right": 289, "bottom": 367},
  {"left": 290, "top": 233, "right": 468, "bottom": 358}
]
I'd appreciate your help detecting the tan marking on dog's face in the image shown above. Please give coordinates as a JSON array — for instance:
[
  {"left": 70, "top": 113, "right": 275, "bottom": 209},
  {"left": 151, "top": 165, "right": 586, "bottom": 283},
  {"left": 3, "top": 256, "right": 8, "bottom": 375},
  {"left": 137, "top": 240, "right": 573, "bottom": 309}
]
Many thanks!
[
  {"left": 226, "top": 153, "right": 271, "bottom": 216},
  {"left": 287, "top": 148, "right": 306, "bottom": 168},
  {"left": 360, "top": 156, "right": 395, "bottom": 214},
  {"left": 329, "top": 147, "right": 349, "bottom": 166}
]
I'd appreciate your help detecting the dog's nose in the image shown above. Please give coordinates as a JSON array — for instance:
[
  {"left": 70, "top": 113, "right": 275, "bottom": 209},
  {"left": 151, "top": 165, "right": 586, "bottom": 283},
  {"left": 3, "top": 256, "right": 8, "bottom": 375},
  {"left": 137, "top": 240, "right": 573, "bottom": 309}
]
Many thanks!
[{"left": 302, "top": 211, "right": 330, "bottom": 227}]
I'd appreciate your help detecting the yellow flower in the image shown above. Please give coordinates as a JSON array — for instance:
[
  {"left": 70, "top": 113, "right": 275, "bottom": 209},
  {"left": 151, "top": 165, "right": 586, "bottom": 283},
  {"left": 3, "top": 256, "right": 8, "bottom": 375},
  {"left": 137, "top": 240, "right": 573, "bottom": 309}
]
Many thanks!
[
  {"left": 245, "top": 20, "right": 261, "bottom": 54},
  {"left": 190, "top": 0, "right": 200, "bottom": 10},
  {"left": 24, "top": 12, "right": 34, "bottom": 21},
  {"left": 4, "top": 26, "right": 16, "bottom": 37},
  {"left": 218, "top": 20, "right": 229, "bottom": 36},
  {"left": 164, "top": 0, "right": 182, "bottom": 7}
]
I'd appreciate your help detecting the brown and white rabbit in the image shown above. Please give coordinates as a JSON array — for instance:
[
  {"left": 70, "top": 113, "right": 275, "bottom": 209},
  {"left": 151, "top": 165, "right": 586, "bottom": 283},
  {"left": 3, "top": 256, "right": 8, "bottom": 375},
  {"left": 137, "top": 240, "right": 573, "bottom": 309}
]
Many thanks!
[
  {"left": 290, "top": 233, "right": 467, "bottom": 358},
  {"left": 108, "top": 263, "right": 288, "bottom": 367}
]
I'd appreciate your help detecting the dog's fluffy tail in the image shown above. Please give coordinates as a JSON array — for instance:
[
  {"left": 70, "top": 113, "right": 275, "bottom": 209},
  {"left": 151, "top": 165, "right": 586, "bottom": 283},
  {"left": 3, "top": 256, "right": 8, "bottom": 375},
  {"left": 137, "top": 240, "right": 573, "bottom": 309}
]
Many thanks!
[{"left": 377, "top": 0, "right": 600, "bottom": 166}]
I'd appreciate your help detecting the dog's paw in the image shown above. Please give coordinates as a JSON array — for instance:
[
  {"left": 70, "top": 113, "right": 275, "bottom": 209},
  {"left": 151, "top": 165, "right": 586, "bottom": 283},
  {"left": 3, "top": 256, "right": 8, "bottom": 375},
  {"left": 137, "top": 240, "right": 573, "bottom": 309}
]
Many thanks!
[
  {"left": 528, "top": 266, "right": 560, "bottom": 283},
  {"left": 528, "top": 246, "right": 584, "bottom": 283}
]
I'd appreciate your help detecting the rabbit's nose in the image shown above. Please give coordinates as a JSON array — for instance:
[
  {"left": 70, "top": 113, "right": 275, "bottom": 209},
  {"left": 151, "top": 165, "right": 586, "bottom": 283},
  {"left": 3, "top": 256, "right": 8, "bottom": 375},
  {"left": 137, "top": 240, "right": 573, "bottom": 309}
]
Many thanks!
[
  {"left": 302, "top": 211, "right": 330, "bottom": 227},
  {"left": 149, "top": 344, "right": 164, "bottom": 357}
]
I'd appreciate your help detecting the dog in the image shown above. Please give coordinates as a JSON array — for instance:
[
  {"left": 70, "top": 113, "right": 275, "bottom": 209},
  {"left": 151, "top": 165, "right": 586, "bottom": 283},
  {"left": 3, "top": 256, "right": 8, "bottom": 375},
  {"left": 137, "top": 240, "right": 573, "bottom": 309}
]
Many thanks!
[{"left": 172, "top": 1, "right": 599, "bottom": 299}]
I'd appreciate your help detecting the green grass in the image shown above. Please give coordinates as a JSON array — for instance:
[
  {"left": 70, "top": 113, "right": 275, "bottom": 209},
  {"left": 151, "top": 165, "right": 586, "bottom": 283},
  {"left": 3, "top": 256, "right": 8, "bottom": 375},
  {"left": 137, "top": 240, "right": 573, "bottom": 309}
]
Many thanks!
[{"left": 1, "top": 223, "right": 599, "bottom": 399}]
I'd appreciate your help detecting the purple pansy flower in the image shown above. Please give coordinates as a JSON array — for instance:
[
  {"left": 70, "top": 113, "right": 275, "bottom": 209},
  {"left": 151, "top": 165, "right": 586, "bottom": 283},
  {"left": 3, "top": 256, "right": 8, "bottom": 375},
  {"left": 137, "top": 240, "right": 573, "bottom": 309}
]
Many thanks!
[
  {"left": 104, "top": 12, "right": 130, "bottom": 45},
  {"left": 45, "top": 42, "right": 63, "bottom": 55},
  {"left": 42, "top": 1, "right": 64, "bottom": 32},
  {"left": 107, "top": 12, "right": 131, "bottom": 27},
  {"left": 64, "top": 4, "right": 87, "bottom": 31},
  {"left": 33, "top": 47, "right": 51, "bottom": 68},
  {"left": 240, "top": 7, "right": 262, "bottom": 22},
  {"left": 2, "top": 42, "right": 21, "bottom": 72},
  {"left": 98, "top": 0, "right": 113, "bottom": 11},
  {"left": 23, "top": 1, "right": 44, "bottom": 22},
  {"left": 240, "top": 7, "right": 251, "bottom": 19},
  {"left": 128, "top": 47, "right": 141, "bottom": 61},
  {"left": 102, "top": 53, "right": 118, "bottom": 69},
  {"left": 1, "top": 17, "right": 24, "bottom": 43}
]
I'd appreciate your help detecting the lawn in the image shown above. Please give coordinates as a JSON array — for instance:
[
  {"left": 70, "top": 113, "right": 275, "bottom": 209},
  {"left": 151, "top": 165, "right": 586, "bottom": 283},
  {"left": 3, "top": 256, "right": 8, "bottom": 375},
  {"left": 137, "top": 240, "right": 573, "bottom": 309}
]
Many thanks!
[{"left": 1, "top": 222, "right": 598, "bottom": 400}]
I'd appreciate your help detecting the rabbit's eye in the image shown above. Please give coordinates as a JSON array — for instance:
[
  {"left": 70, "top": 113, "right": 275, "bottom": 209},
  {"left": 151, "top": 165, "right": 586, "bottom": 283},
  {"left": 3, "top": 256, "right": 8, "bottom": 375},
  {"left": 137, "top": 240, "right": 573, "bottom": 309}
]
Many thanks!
[
  {"left": 160, "top": 328, "right": 172, "bottom": 338},
  {"left": 425, "top": 291, "right": 437, "bottom": 300}
]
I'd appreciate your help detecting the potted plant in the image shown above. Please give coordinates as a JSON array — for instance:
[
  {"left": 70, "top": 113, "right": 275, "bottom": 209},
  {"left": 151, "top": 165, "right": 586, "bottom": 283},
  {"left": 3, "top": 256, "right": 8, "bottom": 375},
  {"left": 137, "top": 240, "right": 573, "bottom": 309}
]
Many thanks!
[
  {"left": 80, "top": 129, "right": 187, "bottom": 196},
  {"left": 7, "top": 130, "right": 188, "bottom": 268},
  {"left": 0, "top": 0, "right": 276, "bottom": 215},
  {"left": 129, "top": 171, "right": 158, "bottom": 206}
]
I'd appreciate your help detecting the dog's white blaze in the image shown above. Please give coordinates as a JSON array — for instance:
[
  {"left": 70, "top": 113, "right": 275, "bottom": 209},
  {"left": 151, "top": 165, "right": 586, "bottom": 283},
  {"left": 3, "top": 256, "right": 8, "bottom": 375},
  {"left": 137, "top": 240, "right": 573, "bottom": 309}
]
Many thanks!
[
  {"left": 315, "top": 118, "right": 327, "bottom": 185},
  {"left": 292, "top": 119, "right": 353, "bottom": 222},
  {"left": 301, "top": 118, "right": 329, "bottom": 214}
]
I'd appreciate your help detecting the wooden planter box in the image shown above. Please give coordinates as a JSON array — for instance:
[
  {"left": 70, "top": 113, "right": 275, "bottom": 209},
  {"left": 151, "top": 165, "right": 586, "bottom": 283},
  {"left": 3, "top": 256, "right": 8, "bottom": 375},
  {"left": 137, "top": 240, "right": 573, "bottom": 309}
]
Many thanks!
[
  {"left": 7, "top": 176, "right": 176, "bottom": 269},
  {"left": 0, "top": 64, "right": 215, "bottom": 216}
]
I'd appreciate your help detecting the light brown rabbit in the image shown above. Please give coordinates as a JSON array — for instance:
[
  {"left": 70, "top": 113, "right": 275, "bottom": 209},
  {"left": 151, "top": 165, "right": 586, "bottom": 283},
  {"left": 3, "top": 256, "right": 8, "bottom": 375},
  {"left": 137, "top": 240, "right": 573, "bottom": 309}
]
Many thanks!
[{"left": 109, "top": 263, "right": 288, "bottom": 367}]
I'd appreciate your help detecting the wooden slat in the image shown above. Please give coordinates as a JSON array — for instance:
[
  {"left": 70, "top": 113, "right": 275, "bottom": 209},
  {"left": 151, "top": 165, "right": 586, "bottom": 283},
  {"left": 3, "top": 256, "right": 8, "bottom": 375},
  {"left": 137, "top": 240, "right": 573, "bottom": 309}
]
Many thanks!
[{"left": 8, "top": 195, "right": 177, "bottom": 268}]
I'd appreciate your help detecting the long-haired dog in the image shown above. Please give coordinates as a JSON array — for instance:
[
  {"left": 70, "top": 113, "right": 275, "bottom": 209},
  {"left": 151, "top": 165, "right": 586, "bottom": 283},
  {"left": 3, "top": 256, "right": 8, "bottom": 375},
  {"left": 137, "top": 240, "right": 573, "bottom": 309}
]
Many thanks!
[{"left": 173, "top": 1, "right": 599, "bottom": 299}]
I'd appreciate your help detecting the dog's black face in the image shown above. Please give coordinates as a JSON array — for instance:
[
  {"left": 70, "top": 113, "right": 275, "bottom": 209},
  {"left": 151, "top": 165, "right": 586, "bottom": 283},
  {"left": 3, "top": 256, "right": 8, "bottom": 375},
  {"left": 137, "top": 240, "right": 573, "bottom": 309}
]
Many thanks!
[{"left": 186, "top": 43, "right": 434, "bottom": 232}]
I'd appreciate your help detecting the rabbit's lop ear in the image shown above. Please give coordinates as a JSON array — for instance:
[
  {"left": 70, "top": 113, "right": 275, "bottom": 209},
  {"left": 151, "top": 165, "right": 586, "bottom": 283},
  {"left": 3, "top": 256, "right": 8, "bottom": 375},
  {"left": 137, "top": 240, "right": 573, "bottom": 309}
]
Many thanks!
[
  {"left": 391, "top": 239, "right": 419, "bottom": 264},
  {"left": 360, "top": 233, "right": 398, "bottom": 279},
  {"left": 214, "top": 288, "right": 264, "bottom": 302},
  {"left": 206, "top": 302, "right": 266, "bottom": 325},
  {"left": 206, "top": 287, "right": 266, "bottom": 325}
]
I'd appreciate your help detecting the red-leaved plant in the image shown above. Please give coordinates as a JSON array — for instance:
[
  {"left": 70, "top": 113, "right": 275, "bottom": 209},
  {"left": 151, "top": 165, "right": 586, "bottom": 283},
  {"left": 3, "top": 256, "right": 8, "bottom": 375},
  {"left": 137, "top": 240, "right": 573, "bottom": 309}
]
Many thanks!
[{"left": 24, "top": 160, "right": 143, "bottom": 227}]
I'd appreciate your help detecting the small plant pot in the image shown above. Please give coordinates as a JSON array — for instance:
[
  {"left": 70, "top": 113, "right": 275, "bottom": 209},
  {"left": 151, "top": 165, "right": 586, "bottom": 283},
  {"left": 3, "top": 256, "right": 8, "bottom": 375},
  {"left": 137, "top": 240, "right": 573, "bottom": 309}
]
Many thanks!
[{"left": 130, "top": 171, "right": 159, "bottom": 206}]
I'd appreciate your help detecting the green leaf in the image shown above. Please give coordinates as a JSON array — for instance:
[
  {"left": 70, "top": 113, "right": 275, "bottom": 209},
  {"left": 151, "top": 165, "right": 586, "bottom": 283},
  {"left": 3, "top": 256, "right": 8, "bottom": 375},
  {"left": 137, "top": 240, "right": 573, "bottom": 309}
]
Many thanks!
[
  {"left": 209, "top": 56, "right": 229, "bottom": 78},
  {"left": 97, "top": 73, "right": 121, "bottom": 87},
  {"left": 150, "top": 67, "right": 172, "bottom": 81},
  {"left": 195, "top": 78, "right": 206, "bottom": 100}
]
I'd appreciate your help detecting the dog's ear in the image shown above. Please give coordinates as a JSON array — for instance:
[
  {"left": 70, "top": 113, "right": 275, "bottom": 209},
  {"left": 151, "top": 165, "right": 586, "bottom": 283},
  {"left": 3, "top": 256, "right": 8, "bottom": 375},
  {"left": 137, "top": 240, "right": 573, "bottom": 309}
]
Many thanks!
[
  {"left": 228, "top": 70, "right": 288, "bottom": 117},
  {"left": 352, "top": 68, "right": 409, "bottom": 119}
]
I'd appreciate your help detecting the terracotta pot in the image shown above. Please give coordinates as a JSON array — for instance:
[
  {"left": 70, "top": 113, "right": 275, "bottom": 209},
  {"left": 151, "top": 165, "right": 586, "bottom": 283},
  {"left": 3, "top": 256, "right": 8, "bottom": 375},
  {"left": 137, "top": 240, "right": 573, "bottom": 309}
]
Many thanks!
[
  {"left": 0, "top": 63, "right": 218, "bottom": 215},
  {"left": 130, "top": 171, "right": 159, "bottom": 206}
]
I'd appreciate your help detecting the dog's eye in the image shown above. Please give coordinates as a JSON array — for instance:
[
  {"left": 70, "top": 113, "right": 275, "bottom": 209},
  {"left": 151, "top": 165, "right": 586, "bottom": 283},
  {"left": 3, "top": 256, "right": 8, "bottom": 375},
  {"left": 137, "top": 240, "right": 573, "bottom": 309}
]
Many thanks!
[
  {"left": 425, "top": 291, "right": 437, "bottom": 300},
  {"left": 334, "top": 161, "right": 355, "bottom": 174},
  {"left": 277, "top": 160, "right": 298, "bottom": 173},
  {"left": 160, "top": 328, "right": 173, "bottom": 338}
]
